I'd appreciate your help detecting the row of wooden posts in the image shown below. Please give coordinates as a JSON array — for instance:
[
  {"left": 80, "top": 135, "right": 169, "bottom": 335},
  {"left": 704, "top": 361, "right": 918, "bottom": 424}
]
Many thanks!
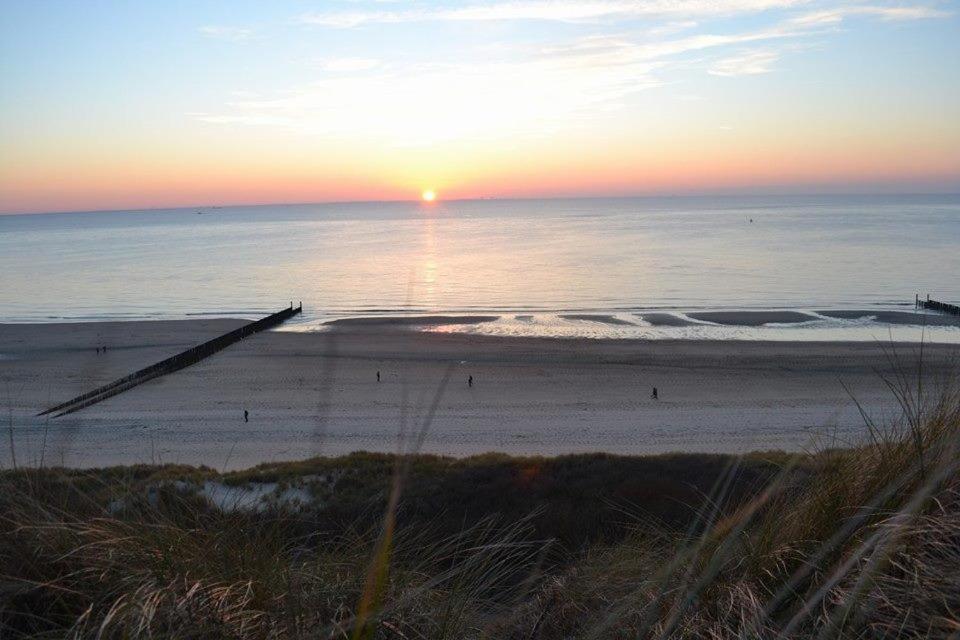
[
  {"left": 39, "top": 302, "right": 303, "bottom": 418},
  {"left": 915, "top": 294, "right": 960, "bottom": 317}
]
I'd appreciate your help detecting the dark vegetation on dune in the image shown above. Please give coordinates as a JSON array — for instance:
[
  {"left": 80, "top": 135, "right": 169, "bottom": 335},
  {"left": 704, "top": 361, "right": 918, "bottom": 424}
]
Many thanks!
[
  {"left": 232, "top": 451, "right": 784, "bottom": 549},
  {"left": 1, "top": 373, "right": 959, "bottom": 638}
]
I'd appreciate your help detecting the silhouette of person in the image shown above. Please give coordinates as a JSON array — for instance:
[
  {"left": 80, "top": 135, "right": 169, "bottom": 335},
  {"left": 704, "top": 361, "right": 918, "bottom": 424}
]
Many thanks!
[
  {"left": 652, "top": 387, "right": 658, "bottom": 400},
  {"left": 244, "top": 409, "right": 249, "bottom": 423},
  {"left": 468, "top": 375, "right": 473, "bottom": 387},
  {"left": 377, "top": 370, "right": 381, "bottom": 382}
]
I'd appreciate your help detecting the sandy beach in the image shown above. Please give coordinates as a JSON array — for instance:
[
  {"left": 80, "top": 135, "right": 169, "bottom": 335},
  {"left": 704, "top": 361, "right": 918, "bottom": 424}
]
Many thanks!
[{"left": 1, "top": 319, "right": 957, "bottom": 469}]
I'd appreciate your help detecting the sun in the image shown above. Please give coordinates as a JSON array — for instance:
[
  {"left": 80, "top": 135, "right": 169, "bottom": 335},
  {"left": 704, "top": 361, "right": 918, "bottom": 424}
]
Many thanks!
[{"left": 421, "top": 189, "right": 436, "bottom": 202}]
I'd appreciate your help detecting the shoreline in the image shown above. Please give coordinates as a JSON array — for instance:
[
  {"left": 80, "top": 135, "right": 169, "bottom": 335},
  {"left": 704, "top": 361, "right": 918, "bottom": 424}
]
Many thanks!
[
  {"left": 4, "top": 305, "right": 960, "bottom": 347},
  {"left": 1, "top": 319, "right": 957, "bottom": 469},
  {"left": 4, "top": 306, "right": 959, "bottom": 330}
]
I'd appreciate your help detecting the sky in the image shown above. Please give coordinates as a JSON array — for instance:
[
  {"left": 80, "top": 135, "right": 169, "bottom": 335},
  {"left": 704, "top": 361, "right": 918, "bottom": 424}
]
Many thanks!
[{"left": 1, "top": 0, "right": 959, "bottom": 214}]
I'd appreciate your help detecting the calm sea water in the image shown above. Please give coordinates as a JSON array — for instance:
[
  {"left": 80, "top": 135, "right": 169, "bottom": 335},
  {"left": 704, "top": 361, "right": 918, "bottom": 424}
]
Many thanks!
[{"left": 2, "top": 195, "right": 959, "bottom": 341}]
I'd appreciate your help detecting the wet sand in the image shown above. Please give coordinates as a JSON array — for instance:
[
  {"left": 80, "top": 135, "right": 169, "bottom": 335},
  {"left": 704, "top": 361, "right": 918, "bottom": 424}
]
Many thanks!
[
  {"left": 687, "top": 311, "right": 817, "bottom": 326},
  {"left": 1, "top": 320, "right": 957, "bottom": 469},
  {"left": 559, "top": 314, "right": 637, "bottom": 326},
  {"left": 638, "top": 313, "right": 702, "bottom": 327},
  {"left": 325, "top": 315, "right": 499, "bottom": 327}
]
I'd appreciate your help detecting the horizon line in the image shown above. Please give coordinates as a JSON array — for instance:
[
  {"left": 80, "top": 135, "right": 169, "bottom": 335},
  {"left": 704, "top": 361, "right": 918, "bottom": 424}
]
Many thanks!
[{"left": 4, "top": 190, "right": 960, "bottom": 218}]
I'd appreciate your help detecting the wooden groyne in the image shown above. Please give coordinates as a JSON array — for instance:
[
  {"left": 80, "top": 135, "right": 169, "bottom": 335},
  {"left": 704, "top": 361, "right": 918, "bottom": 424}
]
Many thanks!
[
  {"left": 39, "top": 303, "right": 302, "bottom": 417},
  {"left": 916, "top": 294, "right": 960, "bottom": 317}
]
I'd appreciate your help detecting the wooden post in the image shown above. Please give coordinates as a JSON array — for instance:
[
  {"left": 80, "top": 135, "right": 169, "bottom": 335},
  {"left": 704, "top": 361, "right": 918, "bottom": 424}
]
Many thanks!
[{"left": 918, "top": 297, "right": 960, "bottom": 317}]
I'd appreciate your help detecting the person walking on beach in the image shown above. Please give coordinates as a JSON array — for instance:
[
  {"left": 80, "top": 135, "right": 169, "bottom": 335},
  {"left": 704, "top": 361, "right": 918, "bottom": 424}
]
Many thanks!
[
  {"left": 377, "top": 370, "right": 381, "bottom": 382},
  {"left": 243, "top": 409, "right": 249, "bottom": 423},
  {"left": 651, "top": 386, "right": 658, "bottom": 400},
  {"left": 468, "top": 375, "right": 473, "bottom": 387}
]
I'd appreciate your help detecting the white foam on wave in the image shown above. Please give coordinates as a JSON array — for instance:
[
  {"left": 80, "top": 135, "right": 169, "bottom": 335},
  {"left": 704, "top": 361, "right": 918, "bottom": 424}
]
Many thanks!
[
  {"left": 423, "top": 311, "right": 960, "bottom": 343},
  {"left": 276, "top": 307, "right": 960, "bottom": 343}
]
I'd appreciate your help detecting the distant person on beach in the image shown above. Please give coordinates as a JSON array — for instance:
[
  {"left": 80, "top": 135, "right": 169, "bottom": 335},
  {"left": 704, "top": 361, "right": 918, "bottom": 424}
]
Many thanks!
[
  {"left": 377, "top": 370, "right": 380, "bottom": 382},
  {"left": 652, "top": 387, "right": 658, "bottom": 400},
  {"left": 468, "top": 375, "right": 473, "bottom": 387},
  {"left": 244, "top": 410, "right": 249, "bottom": 423}
]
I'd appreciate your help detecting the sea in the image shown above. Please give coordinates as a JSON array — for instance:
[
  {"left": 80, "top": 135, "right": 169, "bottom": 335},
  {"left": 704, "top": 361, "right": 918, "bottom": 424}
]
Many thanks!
[{"left": 2, "top": 194, "right": 959, "bottom": 342}]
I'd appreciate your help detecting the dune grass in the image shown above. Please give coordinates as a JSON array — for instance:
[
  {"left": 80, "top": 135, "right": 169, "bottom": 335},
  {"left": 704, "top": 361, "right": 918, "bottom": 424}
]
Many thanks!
[
  {"left": 1, "top": 375, "right": 958, "bottom": 637},
  {"left": 493, "top": 382, "right": 960, "bottom": 639}
]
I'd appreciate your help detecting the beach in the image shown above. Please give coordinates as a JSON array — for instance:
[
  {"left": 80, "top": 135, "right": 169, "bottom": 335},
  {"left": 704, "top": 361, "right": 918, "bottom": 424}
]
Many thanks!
[{"left": 2, "top": 319, "right": 956, "bottom": 469}]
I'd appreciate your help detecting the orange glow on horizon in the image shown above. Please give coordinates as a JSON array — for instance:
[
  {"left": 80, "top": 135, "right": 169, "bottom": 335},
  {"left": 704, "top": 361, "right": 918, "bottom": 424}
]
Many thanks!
[{"left": 1, "top": 128, "right": 958, "bottom": 214}]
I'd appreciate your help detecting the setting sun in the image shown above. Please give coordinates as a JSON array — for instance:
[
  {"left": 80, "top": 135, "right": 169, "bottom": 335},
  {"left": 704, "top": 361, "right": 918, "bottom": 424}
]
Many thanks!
[{"left": 422, "top": 190, "right": 436, "bottom": 202}]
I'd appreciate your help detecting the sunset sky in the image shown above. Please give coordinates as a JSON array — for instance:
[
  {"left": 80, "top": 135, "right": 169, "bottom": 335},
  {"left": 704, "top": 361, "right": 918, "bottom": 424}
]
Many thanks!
[{"left": 1, "top": 0, "right": 959, "bottom": 214}]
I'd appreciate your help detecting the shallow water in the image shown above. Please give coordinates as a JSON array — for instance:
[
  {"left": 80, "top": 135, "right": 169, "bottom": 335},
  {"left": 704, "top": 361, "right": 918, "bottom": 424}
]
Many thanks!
[{"left": 2, "top": 194, "right": 958, "bottom": 341}]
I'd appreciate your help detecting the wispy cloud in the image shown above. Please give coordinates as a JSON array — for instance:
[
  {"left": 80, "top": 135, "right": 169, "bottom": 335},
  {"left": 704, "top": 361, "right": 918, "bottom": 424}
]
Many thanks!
[
  {"left": 538, "top": 26, "right": 801, "bottom": 67},
  {"left": 646, "top": 20, "right": 700, "bottom": 36},
  {"left": 789, "top": 4, "right": 950, "bottom": 27},
  {"left": 297, "top": 0, "right": 813, "bottom": 28},
  {"left": 193, "top": 18, "right": 815, "bottom": 142},
  {"left": 194, "top": 54, "right": 666, "bottom": 144},
  {"left": 298, "top": 1, "right": 951, "bottom": 30},
  {"left": 194, "top": 22, "right": 801, "bottom": 143},
  {"left": 199, "top": 25, "right": 255, "bottom": 42},
  {"left": 300, "top": 11, "right": 395, "bottom": 29},
  {"left": 320, "top": 57, "right": 381, "bottom": 72},
  {"left": 709, "top": 49, "right": 780, "bottom": 76},
  {"left": 195, "top": 1, "right": 952, "bottom": 144}
]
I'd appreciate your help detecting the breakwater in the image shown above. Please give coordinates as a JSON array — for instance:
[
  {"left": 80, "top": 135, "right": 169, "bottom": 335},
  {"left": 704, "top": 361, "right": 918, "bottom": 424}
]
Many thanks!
[{"left": 39, "top": 303, "right": 302, "bottom": 417}]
